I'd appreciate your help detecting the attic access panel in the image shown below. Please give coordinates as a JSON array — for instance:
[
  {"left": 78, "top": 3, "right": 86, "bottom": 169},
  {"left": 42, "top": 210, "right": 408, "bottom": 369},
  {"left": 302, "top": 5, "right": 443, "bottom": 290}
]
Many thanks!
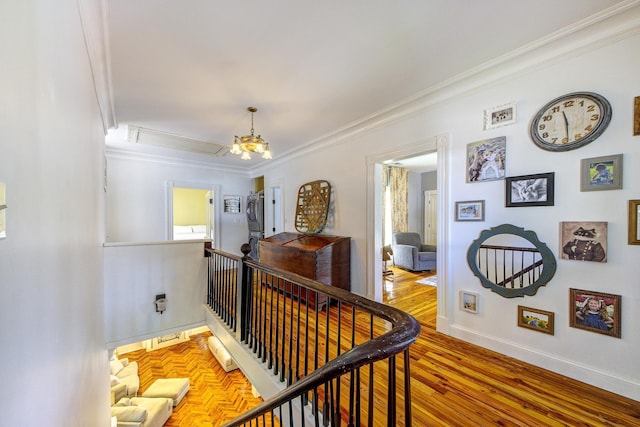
[{"left": 295, "top": 180, "right": 331, "bottom": 235}]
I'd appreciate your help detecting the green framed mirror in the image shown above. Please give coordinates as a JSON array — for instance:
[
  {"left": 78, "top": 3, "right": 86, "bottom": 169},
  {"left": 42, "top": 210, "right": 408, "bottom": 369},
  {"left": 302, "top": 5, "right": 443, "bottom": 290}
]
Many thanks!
[{"left": 466, "top": 224, "right": 556, "bottom": 298}]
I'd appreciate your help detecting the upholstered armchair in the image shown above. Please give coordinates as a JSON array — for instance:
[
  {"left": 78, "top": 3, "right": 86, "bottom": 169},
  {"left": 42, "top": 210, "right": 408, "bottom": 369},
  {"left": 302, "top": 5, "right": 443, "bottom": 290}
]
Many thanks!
[{"left": 391, "top": 232, "right": 436, "bottom": 272}]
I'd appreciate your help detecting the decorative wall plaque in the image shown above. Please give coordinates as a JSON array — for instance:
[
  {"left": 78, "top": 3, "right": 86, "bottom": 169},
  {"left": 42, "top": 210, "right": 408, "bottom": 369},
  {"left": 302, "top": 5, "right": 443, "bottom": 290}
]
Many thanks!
[{"left": 295, "top": 180, "right": 331, "bottom": 235}]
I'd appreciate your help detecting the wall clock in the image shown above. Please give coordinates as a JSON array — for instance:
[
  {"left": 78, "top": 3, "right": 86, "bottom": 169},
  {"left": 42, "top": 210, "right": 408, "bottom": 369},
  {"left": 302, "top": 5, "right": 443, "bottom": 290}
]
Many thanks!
[{"left": 529, "top": 92, "right": 612, "bottom": 152}]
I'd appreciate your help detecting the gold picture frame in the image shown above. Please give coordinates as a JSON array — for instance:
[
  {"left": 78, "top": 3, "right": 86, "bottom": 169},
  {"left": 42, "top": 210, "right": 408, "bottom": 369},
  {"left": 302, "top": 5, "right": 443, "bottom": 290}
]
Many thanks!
[
  {"left": 634, "top": 96, "right": 640, "bottom": 136},
  {"left": 628, "top": 200, "right": 640, "bottom": 245},
  {"left": 518, "top": 305, "right": 554, "bottom": 335},
  {"left": 569, "top": 288, "right": 621, "bottom": 338}
]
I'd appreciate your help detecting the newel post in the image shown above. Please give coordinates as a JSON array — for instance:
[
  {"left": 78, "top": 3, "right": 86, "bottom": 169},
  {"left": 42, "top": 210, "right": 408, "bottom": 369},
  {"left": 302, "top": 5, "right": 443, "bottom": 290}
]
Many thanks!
[{"left": 237, "top": 243, "right": 253, "bottom": 343}]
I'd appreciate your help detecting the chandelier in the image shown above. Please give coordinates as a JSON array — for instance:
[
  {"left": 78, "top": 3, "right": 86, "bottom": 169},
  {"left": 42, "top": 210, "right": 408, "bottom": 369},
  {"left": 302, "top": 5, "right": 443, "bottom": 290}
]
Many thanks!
[{"left": 230, "top": 107, "right": 272, "bottom": 160}]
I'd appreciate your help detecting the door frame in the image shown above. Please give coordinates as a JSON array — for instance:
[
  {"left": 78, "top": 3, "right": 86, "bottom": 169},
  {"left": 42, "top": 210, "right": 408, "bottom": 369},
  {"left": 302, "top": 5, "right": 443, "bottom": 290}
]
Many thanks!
[
  {"left": 366, "top": 133, "right": 450, "bottom": 332},
  {"left": 166, "top": 180, "right": 221, "bottom": 248}
]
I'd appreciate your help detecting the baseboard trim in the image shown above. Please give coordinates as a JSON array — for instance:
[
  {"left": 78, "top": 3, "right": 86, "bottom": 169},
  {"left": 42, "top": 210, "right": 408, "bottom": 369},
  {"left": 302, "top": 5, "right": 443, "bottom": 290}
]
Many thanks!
[{"left": 449, "top": 324, "right": 640, "bottom": 401}]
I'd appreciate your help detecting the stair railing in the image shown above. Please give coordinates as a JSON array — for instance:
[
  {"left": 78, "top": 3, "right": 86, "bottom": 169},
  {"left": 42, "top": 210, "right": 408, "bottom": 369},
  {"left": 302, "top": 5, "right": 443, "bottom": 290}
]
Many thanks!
[{"left": 205, "top": 246, "right": 421, "bottom": 426}]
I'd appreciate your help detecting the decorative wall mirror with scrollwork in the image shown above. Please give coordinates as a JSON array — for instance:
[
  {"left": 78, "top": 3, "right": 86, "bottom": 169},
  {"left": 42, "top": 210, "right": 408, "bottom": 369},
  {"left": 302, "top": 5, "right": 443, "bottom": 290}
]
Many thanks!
[{"left": 467, "top": 224, "right": 556, "bottom": 298}]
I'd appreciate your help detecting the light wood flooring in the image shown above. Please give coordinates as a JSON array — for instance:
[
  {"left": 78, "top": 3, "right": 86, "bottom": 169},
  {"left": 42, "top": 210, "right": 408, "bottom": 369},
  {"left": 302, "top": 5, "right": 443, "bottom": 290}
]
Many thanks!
[{"left": 122, "top": 267, "right": 640, "bottom": 426}]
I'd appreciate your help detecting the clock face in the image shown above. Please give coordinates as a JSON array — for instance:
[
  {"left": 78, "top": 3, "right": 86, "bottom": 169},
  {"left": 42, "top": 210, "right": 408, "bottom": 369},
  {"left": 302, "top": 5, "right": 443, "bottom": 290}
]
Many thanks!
[{"left": 529, "top": 92, "right": 612, "bottom": 152}]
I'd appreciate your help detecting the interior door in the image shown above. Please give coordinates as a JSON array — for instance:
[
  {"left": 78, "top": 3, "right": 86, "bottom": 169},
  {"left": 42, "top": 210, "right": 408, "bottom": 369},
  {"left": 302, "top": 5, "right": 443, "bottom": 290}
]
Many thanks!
[
  {"left": 265, "top": 185, "right": 282, "bottom": 237},
  {"left": 424, "top": 190, "right": 438, "bottom": 245},
  {"left": 206, "top": 190, "right": 214, "bottom": 241}
]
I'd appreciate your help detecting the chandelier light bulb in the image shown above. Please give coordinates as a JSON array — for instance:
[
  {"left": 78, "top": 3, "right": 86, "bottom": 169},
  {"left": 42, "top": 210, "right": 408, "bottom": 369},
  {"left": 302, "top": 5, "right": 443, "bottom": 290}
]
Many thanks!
[
  {"left": 262, "top": 144, "right": 272, "bottom": 159},
  {"left": 230, "top": 107, "right": 272, "bottom": 160}
]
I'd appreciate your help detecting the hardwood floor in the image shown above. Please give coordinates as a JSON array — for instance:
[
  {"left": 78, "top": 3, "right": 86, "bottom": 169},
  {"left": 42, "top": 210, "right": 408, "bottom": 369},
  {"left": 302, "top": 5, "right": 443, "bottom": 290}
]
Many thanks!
[
  {"left": 386, "top": 267, "right": 640, "bottom": 426},
  {"left": 121, "top": 333, "right": 270, "bottom": 427},
  {"left": 121, "top": 267, "right": 640, "bottom": 426}
]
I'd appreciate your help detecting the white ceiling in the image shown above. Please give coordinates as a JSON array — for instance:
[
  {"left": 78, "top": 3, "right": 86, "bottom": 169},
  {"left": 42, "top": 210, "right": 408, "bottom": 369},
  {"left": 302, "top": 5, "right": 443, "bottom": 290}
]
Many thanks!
[{"left": 105, "top": 0, "right": 624, "bottom": 169}]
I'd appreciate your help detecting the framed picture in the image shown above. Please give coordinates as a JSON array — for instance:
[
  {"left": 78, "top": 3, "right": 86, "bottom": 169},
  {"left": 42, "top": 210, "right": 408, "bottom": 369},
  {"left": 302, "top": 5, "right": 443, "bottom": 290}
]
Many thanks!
[
  {"left": 466, "top": 136, "right": 506, "bottom": 183},
  {"left": 569, "top": 288, "right": 621, "bottom": 338},
  {"left": 629, "top": 200, "right": 640, "bottom": 245},
  {"left": 505, "top": 172, "right": 554, "bottom": 207},
  {"left": 484, "top": 102, "right": 517, "bottom": 130},
  {"left": 634, "top": 96, "right": 640, "bottom": 136},
  {"left": 518, "top": 305, "right": 554, "bottom": 335},
  {"left": 460, "top": 291, "right": 479, "bottom": 313},
  {"left": 223, "top": 195, "right": 242, "bottom": 214},
  {"left": 580, "top": 154, "right": 623, "bottom": 191},
  {"left": 455, "top": 200, "right": 485, "bottom": 221},
  {"left": 559, "top": 221, "right": 607, "bottom": 263},
  {"left": 0, "top": 182, "right": 5, "bottom": 239}
]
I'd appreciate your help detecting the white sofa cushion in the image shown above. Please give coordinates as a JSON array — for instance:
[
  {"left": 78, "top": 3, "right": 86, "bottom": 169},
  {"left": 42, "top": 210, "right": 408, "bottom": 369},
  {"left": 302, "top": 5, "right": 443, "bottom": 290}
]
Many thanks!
[
  {"left": 110, "top": 359, "right": 124, "bottom": 375},
  {"left": 112, "top": 359, "right": 140, "bottom": 399},
  {"left": 114, "top": 398, "right": 131, "bottom": 407},
  {"left": 111, "top": 405, "right": 147, "bottom": 423},
  {"left": 141, "top": 378, "right": 190, "bottom": 407},
  {"left": 129, "top": 397, "right": 173, "bottom": 427},
  {"left": 208, "top": 335, "right": 238, "bottom": 372},
  {"left": 117, "top": 360, "right": 138, "bottom": 378}
]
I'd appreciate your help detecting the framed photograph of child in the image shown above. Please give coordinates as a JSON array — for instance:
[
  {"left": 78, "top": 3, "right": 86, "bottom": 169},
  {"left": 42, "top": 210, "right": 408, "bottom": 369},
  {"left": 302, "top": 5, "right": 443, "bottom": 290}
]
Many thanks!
[
  {"left": 569, "top": 289, "right": 621, "bottom": 338},
  {"left": 580, "top": 154, "right": 623, "bottom": 192},
  {"left": 518, "top": 305, "right": 554, "bottom": 335}
]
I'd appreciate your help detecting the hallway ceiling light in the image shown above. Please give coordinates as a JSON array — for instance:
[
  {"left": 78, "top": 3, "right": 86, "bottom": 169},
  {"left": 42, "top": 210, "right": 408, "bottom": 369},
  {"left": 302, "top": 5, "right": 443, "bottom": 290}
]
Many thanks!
[{"left": 230, "top": 107, "right": 272, "bottom": 160}]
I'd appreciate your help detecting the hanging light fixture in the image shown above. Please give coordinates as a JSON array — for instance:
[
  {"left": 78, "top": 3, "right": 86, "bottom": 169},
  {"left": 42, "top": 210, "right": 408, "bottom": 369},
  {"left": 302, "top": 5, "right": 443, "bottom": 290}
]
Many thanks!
[{"left": 230, "top": 107, "right": 272, "bottom": 160}]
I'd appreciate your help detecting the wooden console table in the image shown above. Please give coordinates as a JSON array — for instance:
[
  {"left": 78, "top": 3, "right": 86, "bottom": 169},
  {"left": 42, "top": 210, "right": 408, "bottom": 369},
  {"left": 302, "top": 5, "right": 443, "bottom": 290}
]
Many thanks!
[{"left": 258, "top": 232, "right": 351, "bottom": 308}]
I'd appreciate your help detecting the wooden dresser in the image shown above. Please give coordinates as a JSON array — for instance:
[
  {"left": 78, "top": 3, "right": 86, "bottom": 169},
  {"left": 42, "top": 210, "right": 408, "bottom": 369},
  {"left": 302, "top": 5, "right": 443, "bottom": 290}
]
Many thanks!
[{"left": 258, "top": 232, "right": 351, "bottom": 308}]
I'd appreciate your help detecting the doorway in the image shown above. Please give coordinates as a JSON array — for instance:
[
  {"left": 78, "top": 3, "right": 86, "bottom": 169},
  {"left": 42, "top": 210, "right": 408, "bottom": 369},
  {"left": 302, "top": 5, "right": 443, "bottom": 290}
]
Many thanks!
[
  {"left": 265, "top": 182, "right": 284, "bottom": 237},
  {"left": 366, "top": 134, "right": 449, "bottom": 329},
  {"left": 166, "top": 180, "right": 220, "bottom": 247}
]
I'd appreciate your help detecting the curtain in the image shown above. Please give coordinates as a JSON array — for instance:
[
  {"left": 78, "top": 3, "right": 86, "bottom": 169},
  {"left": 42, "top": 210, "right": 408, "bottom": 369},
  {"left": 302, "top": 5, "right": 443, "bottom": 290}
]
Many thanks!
[{"left": 382, "top": 165, "right": 408, "bottom": 245}]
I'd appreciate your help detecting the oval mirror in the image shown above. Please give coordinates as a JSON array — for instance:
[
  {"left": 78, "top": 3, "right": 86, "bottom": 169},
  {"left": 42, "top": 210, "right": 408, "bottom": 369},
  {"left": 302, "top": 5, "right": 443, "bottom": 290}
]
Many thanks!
[{"left": 466, "top": 224, "right": 556, "bottom": 298}]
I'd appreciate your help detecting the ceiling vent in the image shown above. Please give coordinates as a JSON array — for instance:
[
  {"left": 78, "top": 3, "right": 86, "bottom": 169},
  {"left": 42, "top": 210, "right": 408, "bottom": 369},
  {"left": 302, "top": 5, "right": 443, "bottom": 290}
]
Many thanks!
[{"left": 127, "top": 126, "right": 228, "bottom": 157}]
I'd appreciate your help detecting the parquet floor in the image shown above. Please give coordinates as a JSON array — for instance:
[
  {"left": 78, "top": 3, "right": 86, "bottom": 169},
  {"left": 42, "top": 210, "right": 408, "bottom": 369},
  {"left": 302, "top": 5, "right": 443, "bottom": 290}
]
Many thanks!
[
  {"left": 121, "top": 332, "right": 269, "bottom": 427},
  {"left": 121, "top": 267, "right": 640, "bottom": 426}
]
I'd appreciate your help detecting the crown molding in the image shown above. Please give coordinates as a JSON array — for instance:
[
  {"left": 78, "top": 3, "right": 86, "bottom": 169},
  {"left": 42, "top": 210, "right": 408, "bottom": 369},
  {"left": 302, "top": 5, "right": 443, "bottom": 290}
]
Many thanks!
[
  {"left": 105, "top": 145, "right": 251, "bottom": 175},
  {"left": 255, "top": 1, "right": 640, "bottom": 174},
  {"left": 77, "top": 0, "right": 117, "bottom": 134}
]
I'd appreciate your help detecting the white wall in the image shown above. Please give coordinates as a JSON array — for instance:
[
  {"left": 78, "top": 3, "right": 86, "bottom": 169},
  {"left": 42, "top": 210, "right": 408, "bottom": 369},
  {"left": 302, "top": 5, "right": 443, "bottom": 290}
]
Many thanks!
[
  {"left": 105, "top": 151, "right": 252, "bottom": 255},
  {"left": 0, "top": 1, "right": 109, "bottom": 425},
  {"left": 104, "top": 241, "right": 208, "bottom": 348},
  {"left": 255, "top": 14, "right": 640, "bottom": 399}
]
